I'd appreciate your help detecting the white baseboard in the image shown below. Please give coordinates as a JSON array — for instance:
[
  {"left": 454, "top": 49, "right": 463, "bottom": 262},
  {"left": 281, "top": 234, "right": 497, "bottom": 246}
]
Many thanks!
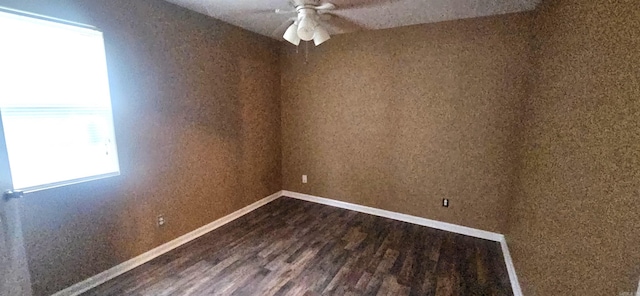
[
  {"left": 52, "top": 190, "right": 283, "bottom": 296},
  {"left": 52, "top": 190, "right": 524, "bottom": 296},
  {"left": 282, "top": 190, "right": 502, "bottom": 241},
  {"left": 499, "top": 236, "right": 523, "bottom": 296},
  {"left": 281, "top": 190, "right": 523, "bottom": 296}
]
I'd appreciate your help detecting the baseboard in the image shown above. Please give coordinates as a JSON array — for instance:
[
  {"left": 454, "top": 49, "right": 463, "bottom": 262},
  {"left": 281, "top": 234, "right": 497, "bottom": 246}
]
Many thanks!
[
  {"left": 52, "top": 190, "right": 283, "bottom": 296},
  {"left": 52, "top": 190, "right": 524, "bottom": 296},
  {"left": 499, "top": 236, "right": 523, "bottom": 296},
  {"left": 282, "top": 190, "right": 502, "bottom": 241},
  {"left": 281, "top": 190, "right": 523, "bottom": 296}
]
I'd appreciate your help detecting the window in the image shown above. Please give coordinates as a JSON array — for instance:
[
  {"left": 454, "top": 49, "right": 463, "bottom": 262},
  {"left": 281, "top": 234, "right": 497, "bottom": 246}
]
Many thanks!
[{"left": 0, "top": 9, "right": 119, "bottom": 192}]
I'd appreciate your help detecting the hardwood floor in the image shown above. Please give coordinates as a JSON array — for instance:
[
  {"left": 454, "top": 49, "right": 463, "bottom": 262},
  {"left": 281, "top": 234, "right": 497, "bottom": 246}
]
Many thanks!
[{"left": 83, "top": 197, "right": 513, "bottom": 296}]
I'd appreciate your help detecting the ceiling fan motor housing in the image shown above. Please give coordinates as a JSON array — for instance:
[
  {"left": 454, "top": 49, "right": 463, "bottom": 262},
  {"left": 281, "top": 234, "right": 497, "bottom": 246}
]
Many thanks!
[{"left": 296, "top": 7, "right": 318, "bottom": 41}]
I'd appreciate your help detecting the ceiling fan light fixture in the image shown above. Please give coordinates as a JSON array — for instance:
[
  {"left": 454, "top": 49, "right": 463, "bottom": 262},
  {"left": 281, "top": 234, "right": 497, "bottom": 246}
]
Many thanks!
[
  {"left": 275, "top": 3, "right": 336, "bottom": 46},
  {"left": 297, "top": 16, "right": 316, "bottom": 41},
  {"left": 283, "top": 22, "right": 301, "bottom": 45},
  {"left": 313, "top": 26, "right": 330, "bottom": 46}
]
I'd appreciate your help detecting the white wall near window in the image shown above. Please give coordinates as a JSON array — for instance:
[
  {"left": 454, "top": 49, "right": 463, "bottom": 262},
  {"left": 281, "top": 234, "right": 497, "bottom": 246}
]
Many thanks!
[{"left": 0, "top": 10, "right": 119, "bottom": 192}]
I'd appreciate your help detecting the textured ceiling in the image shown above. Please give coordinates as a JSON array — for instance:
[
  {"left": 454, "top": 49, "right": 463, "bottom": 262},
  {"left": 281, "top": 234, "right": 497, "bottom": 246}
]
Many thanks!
[{"left": 164, "top": 0, "right": 540, "bottom": 40}]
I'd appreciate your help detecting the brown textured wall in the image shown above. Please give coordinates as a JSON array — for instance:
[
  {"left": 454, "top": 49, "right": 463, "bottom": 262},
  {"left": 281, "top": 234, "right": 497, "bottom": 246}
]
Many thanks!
[
  {"left": 0, "top": 0, "right": 281, "bottom": 295},
  {"left": 281, "top": 13, "right": 532, "bottom": 233},
  {"left": 508, "top": 1, "right": 640, "bottom": 295}
]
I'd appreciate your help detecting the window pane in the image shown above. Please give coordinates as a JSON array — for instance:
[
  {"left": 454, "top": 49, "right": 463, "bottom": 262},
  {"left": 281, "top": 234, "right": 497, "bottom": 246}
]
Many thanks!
[{"left": 0, "top": 10, "right": 119, "bottom": 191}]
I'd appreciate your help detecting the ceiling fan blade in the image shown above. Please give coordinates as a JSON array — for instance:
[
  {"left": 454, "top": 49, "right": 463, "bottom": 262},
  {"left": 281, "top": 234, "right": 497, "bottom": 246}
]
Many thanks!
[
  {"left": 275, "top": 8, "right": 297, "bottom": 14},
  {"left": 326, "top": 0, "right": 400, "bottom": 10},
  {"left": 315, "top": 3, "right": 336, "bottom": 10},
  {"left": 243, "top": 8, "right": 283, "bottom": 14},
  {"left": 272, "top": 17, "right": 297, "bottom": 38},
  {"left": 318, "top": 13, "right": 367, "bottom": 34},
  {"left": 244, "top": 1, "right": 295, "bottom": 15}
]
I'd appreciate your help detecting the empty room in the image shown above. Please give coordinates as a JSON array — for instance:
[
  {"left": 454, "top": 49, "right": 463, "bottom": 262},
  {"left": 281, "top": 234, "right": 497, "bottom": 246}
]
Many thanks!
[{"left": 0, "top": 0, "right": 637, "bottom": 295}]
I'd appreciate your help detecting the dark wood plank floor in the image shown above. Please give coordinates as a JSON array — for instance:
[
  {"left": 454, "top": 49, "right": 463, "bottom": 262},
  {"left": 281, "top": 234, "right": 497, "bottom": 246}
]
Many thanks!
[{"left": 83, "top": 197, "right": 512, "bottom": 296}]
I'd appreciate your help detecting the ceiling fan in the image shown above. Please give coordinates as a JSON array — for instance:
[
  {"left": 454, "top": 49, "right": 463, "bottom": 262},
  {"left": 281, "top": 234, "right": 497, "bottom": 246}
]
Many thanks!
[{"left": 272, "top": 0, "right": 364, "bottom": 46}]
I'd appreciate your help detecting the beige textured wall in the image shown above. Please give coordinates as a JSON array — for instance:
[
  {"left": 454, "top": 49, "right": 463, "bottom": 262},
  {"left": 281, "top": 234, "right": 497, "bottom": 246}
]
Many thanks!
[
  {"left": 1, "top": 1, "right": 635, "bottom": 294},
  {"left": 0, "top": 0, "right": 281, "bottom": 295},
  {"left": 508, "top": 1, "right": 640, "bottom": 295},
  {"left": 281, "top": 13, "right": 532, "bottom": 233}
]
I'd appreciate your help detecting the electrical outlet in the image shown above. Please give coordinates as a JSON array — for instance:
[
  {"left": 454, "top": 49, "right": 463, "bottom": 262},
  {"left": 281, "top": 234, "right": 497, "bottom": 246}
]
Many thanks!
[
  {"left": 443, "top": 199, "right": 449, "bottom": 207},
  {"left": 302, "top": 175, "right": 308, "bottom": 184},
  {"left": 157, "top": 215, "right": 166, "bottom": 227}
]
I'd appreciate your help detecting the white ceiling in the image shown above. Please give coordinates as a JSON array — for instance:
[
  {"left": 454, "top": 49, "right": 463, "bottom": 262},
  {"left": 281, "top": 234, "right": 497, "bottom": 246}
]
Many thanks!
[{"left": 164, "top": 0, "right": 540, "bottom": 40}]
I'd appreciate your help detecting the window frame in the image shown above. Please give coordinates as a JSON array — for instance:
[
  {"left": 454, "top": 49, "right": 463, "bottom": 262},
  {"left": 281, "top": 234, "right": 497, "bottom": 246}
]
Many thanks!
[{"left": 0, "top": 6, "right": 121, "bottom": 194}]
